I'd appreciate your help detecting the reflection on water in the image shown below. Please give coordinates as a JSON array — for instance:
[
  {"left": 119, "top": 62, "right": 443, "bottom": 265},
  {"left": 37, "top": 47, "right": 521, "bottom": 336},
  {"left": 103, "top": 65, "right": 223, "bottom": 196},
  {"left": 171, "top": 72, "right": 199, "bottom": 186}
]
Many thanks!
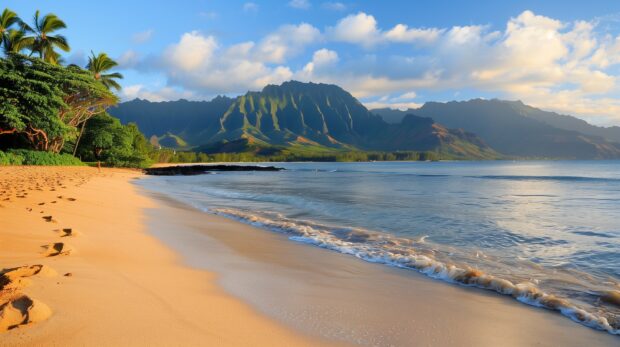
[{"left": 139, "top": 161, "right": 620, "bottom": 334}]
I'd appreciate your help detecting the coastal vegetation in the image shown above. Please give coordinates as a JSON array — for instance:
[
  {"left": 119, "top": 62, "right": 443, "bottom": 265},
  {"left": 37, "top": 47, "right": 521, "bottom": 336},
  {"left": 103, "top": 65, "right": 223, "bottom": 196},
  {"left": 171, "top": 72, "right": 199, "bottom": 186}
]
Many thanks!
[{"left": 0, "top": 7, "right": 150, "bottom": 167}]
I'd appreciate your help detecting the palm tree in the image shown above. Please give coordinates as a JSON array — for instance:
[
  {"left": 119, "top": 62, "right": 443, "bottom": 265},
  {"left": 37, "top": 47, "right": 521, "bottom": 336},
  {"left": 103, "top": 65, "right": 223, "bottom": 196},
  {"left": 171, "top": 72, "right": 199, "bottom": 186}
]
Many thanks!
[
  {"left": 86, "top": 52, "right": 123, "bottom": 91},
  {"left": 73, "top": 52, "right": 123, "bottom": 155},
  {"left": 25, "top": 10, "right": 70, "bottom": 63},
  {"left": 3, "top": 29, "right": 33, "bottom": 54},
  {"left": 0, "top": 8, "right": 22, "bottom": 51}
]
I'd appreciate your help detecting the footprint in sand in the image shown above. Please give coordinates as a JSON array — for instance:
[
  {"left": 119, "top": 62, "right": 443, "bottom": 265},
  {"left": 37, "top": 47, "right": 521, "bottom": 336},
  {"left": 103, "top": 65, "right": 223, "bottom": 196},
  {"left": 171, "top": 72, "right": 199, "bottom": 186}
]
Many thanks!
[
  {"left": 0, "top": 295, "right": 52, "bottom": 331},
  {"left": 0, "top": 264, "right": 55, "bottom": 331},
  {"left": 56, "top": 228, "right": 79, "bottom": 238},
  {"left": 42, "top": 216, "right": 56, "bottom": 223},
  {"left": 0, "top": 265, "right": 57, "bottom": 291},
  {"left": 41, "top": 243, "right": 72, "bottom": 257}
]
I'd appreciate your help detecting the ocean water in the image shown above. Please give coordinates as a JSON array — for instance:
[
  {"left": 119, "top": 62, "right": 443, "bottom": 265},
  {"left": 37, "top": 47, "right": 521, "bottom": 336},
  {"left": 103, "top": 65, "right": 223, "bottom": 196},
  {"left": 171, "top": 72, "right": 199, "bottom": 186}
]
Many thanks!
[{"left": 138, "top": 161, "right": 620, "bottom": 335}]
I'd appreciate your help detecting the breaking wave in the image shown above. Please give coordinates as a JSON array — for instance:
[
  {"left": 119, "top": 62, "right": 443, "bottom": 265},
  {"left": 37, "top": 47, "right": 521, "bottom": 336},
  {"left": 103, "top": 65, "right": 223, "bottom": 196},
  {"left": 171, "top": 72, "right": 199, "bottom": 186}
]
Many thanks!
[{"left": 211, "top": 207, "right": 620, "bottom": 335}]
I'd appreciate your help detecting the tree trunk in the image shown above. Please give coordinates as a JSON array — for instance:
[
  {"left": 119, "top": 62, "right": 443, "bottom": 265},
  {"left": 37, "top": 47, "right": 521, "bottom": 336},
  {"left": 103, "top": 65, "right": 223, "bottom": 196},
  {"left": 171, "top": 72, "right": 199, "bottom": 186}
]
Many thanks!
[{"left": 73, "top": 120, "right": 88, "bottom": 156}]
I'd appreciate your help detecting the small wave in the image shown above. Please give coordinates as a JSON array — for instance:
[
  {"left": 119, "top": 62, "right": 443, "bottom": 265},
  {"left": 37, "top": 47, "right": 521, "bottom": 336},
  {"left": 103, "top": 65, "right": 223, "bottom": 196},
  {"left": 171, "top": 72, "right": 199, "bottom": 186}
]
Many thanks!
[{"left": 212, "top": 208, "right": 620, "bottom": 335}]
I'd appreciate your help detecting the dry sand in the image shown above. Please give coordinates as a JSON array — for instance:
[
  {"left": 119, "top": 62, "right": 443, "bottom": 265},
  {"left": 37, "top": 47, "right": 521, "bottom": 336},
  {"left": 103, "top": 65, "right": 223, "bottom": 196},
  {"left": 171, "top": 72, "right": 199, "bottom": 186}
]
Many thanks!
[{"left": 0, "top": 166, "right": 324, "bottom": 346}]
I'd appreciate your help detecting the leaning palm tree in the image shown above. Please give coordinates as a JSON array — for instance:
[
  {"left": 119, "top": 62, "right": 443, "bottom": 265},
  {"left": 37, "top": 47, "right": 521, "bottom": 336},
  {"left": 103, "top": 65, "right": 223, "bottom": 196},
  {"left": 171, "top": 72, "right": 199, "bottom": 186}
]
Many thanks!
[
  {"left": 25, "top": 10, "right": 70, "bottom": 63},
  {"left": 86, "top": 52, "right": 123, "bottom": 91},
  {"left": 0, "top": 8, "right": 22, "bottom": 51}
]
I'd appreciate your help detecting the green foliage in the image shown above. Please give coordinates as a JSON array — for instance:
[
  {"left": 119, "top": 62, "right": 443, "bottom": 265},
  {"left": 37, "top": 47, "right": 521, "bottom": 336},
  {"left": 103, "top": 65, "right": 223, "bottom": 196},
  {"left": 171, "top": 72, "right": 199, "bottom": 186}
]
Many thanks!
[
  {"left": 0, "top": 149, "right": 83, "bottom": 165},
  {"left": 0, "top": 149, "right": 23, "bottom": 165},
  {"left": 0, "top": 54, "right": 69, "bottom": 144},
  {"left": 0, "top": 54, "right": 118, "bottom": 152},
  {"left": 148, "top": 148, "right": 449, "bottom": 164},
  {"left": 76, "top": 113, "right": 152, "bottom": 168}
]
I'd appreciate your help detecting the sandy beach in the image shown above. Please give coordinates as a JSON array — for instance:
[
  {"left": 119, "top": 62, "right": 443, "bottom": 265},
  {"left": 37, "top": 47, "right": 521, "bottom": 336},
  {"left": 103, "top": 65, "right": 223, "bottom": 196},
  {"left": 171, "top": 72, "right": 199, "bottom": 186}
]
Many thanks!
[
  {"left": 0, "top": 166, "right": 323, "bottom": 346},
  {"left": 0, "top": 166, "right": 618, "bottom": 346}
]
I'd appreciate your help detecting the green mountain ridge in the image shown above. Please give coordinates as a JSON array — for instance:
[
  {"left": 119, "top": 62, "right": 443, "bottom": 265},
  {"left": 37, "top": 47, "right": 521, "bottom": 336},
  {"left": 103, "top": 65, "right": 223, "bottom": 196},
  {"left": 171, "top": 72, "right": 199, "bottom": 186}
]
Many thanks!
[
  {"left": 111, "top": 81, "right": 496, "bottom": 159},
  {"left": 373, "top": 99, "right": 620, "bottom": 159}
]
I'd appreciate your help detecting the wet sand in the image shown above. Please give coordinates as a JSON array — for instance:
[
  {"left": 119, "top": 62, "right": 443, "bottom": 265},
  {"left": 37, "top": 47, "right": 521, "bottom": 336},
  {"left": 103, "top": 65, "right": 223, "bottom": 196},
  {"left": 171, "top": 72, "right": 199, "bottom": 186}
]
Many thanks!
[
  {"left": 0, "top": 166, "right": 324, "bottom": 346},
  {"left": 142, "top": 190, "right": 620, "bottom": 346}
]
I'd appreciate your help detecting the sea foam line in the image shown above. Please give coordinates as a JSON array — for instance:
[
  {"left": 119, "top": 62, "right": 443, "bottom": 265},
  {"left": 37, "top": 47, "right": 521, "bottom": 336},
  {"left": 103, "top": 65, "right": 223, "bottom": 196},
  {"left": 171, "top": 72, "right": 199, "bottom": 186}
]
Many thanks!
[{"left": 211, "top": 207, "right": 620, "bottom": 336}]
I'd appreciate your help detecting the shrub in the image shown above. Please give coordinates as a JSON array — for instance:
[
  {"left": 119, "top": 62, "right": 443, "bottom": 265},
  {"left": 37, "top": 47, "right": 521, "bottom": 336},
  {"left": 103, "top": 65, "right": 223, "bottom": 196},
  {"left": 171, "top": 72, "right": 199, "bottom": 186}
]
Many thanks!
[
  {"left": 0, "top": 150, "right": 24, "bottom": 165},
  {"left": 6, "top": 149, "right": 84, "bottom": 166}
]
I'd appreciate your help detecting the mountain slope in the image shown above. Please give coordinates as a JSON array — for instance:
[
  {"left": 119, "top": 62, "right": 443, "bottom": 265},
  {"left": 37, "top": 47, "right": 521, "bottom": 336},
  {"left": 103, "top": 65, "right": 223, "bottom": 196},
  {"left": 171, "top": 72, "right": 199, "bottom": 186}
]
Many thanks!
[
  {"left": 109, "top": 81, "right": 498, "bottom": 159},
  {"left": 373, "top": 99, "right": 620, "bottom": 159},
  {"left": 110, "top": 96, "right": 234, "bottom": 145},
  {"left": 370, "top": 115, "right": 498, "bottom": 158}
]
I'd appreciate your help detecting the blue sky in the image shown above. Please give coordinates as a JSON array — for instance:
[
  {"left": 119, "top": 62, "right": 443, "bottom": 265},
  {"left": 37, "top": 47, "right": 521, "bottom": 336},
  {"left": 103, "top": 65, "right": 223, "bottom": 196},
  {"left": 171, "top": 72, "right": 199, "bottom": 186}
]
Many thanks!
[{"left": 5, "top": 0, "right": 620, "bottom": 125}]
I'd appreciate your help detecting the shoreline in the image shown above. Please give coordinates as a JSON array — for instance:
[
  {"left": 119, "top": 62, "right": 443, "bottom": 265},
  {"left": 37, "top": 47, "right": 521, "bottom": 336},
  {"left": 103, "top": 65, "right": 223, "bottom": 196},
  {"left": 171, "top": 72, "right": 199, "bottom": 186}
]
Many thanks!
[
  {"left": 0, "top": 166, "right": 617, "bottom": 346},
  {"left": 0, "top": 167, "right": 325, "bottom": 346},
  {"left": 138, "top": 178, "right": 619, "bottom": 346}
]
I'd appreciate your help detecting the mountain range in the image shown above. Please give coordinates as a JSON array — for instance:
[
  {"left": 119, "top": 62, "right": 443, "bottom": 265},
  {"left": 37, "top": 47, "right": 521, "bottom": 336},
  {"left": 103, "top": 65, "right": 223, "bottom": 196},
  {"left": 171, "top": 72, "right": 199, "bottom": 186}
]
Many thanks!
[
  {"left": 110, "top": 81, "right": 497, "bottom": 159},
  {"left": 109, "top": 81, "right": 620, "bottom": 159},
  {"left": 373, "top": 99, "right": 620, "bottom": 159}
]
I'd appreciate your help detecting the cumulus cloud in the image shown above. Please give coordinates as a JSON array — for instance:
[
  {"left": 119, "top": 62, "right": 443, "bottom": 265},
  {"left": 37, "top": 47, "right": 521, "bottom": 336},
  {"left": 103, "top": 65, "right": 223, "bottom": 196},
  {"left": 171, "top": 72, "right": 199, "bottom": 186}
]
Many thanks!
[
  {"left": 328, "top": 12, "right": 382, "bottom": 47},
  {"left": 156, "top": 31, "right": 296, "bottom": 93},
  {"left": 257, "top": 23, "right": 321, "bottom": 63},
  {"left": 384, "top": 24, "right": 443, "bottom": 43},
  {"left": 328, "top": 12, "right": 444, "bottom": 47},
  {"left": 120, "top": 10, "right": 620, "bottom": 123},
  {"left": 288, "top": 0, "right": 311, "bottom": 9},
  {"left": 302, "top": 48, "right": 339, "bottom": 74}
]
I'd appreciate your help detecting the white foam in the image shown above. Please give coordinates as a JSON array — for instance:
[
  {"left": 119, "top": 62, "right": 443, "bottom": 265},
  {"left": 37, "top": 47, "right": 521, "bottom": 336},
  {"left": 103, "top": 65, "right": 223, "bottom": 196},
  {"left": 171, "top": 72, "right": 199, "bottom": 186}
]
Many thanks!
[{"left": 212, "top": 207, "right": 620, "bottom": 335}]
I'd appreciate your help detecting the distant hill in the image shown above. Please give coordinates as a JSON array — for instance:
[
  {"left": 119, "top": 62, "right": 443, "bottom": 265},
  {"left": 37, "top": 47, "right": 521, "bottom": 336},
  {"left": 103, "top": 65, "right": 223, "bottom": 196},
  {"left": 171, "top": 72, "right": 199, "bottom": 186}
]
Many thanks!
[
  {"left": 111, "top": 81, "right": 496, "bottom": 159},
  {"left": 110, "top": 96, "right": 234, "bottom": 145},
  {"left": 373, "top": 99, "right": 620, "bottom": 159}
]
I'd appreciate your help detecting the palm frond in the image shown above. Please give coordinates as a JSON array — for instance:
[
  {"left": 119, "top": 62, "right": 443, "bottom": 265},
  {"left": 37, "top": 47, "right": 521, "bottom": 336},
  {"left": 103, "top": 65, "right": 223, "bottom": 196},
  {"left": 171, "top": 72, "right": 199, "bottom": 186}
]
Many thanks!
[
  {"left": 0, "top": 8, "right": 21, "bottom": 32},
  {"left": 47, "top": 34, "right": 69, "bottom": 51},
  {"left": 41, "top": 13, "right": 66, "bottom": 33}
]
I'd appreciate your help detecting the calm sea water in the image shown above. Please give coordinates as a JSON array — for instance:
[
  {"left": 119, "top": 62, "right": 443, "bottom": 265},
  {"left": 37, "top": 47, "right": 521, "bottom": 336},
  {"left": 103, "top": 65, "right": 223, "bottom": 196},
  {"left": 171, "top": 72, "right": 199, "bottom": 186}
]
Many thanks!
[{"left": 138, "top": 161, "right": 620, "bottom": 335}]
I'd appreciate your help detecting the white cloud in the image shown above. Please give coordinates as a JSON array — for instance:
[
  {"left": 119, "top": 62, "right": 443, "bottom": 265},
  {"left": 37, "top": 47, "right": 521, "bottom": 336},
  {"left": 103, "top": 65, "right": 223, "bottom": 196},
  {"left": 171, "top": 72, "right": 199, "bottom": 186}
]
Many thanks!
[
  {"left": 363, "top": 100, "right": 423, "bottom": 110},
  {"left": 117, "top": 50, "right": 141, "bottom": 69},
  {"left": 121, "top": 10, "right": 620, "bottom": 124},
  {"left": 257, "top": 23, "right": 321, "bottom": 63},
  {"left": 288, "top": 0, "right": 311, "bottom": 9},
  {"left": 395, "top": 91, "right": 417, "bottom": 100},
  {"left": 329, "top": 12, "right": 382, "bottom": 47},
  {"left": 322, "top": 2, "right": 346, "bottom": 11},
  {"left": 164, "top": 31, "right": 218, "bottom": 71},
  {"left": 158, "top": 31, "right": 294, "bottom": 93},
  {"left": 302, "top": 48, "right": 339, "bottom": 74},
  {"left": 121, "top": 84, "right": 197, "bottom": 102},
  {"left": 132, "top": 29, "right": 154, "bottom": 44},
  {"left": 385, "top": 25, "right": 443, "bottom": 43},
  {"left": 243, "top": 2, "right": 259, "bottom": 12},
  {"left": 329, "top": 12, "right": 444, "bottom": 47}
]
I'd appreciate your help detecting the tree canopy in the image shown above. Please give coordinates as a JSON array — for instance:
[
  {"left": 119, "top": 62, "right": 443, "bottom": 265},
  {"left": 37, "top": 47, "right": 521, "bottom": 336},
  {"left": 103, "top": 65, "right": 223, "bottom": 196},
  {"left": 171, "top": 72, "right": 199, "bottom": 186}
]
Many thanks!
[{"left": 0, "top": 54, "right": 117, "bottom": 152}]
